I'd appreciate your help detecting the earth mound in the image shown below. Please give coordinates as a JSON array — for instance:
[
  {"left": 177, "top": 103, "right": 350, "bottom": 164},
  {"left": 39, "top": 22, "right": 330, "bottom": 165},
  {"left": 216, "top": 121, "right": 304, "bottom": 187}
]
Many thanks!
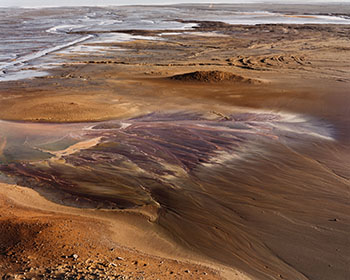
[{"left": 169, "top": 70, "right": 259, "bottom": 84}]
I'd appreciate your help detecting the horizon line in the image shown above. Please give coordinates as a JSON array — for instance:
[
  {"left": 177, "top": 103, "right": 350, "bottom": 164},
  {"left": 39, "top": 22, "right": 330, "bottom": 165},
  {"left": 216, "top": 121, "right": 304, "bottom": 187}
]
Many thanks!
[{"left": 1, "top": 1, "right": 350, "bottom": 9}]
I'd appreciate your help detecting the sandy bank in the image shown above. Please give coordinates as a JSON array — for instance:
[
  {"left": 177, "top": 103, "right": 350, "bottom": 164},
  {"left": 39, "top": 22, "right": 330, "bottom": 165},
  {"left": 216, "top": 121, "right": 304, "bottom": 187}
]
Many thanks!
[{"left": 0, "top": 182, "right": 248, "bottom": 279}]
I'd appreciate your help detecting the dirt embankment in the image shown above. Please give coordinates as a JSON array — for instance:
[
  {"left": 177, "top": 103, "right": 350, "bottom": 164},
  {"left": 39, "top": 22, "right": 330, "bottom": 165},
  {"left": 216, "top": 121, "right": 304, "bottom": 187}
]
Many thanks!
[
  {"left": 169, "top": 71, "right": 260, "bottom": 84},
  {"left": 0, "top": 183, "right": 222, "bottom": 280}
]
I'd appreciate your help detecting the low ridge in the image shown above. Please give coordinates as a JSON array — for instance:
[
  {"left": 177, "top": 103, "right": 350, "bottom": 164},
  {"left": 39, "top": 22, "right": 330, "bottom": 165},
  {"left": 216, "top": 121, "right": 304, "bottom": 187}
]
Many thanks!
[{"left": 169, "top": 70, "right": 259, "bottom": 84}]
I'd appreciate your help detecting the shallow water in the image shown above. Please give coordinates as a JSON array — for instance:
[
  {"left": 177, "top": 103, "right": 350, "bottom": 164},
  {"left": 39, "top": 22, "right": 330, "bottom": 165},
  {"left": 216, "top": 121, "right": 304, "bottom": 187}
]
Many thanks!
[
  {"left": 0, "top": 110, "right": 349, "bottom": 279},
  {"left": 1, "top": 5, "right": 350, "bottom": 81}
]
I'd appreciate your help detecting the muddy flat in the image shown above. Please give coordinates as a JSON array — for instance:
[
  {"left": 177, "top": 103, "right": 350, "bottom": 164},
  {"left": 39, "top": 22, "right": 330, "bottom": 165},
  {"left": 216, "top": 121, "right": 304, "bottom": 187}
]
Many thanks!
[{"left": 0, "top": 3, "right": 350, "bottom": 280}]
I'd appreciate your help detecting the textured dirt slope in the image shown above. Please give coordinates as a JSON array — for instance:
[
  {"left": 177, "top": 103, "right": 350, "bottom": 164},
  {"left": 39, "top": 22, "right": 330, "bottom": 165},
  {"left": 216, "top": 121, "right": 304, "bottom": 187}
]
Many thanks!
[{"left": 169, "top": 71, "right": 259, "bottom": 84}]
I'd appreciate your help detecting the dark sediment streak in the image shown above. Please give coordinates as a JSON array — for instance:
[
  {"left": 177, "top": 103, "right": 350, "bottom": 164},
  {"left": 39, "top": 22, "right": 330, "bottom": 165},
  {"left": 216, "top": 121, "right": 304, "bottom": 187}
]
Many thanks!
[{"left": 0, "top": 111, "right": 349, "bottom": 280}]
